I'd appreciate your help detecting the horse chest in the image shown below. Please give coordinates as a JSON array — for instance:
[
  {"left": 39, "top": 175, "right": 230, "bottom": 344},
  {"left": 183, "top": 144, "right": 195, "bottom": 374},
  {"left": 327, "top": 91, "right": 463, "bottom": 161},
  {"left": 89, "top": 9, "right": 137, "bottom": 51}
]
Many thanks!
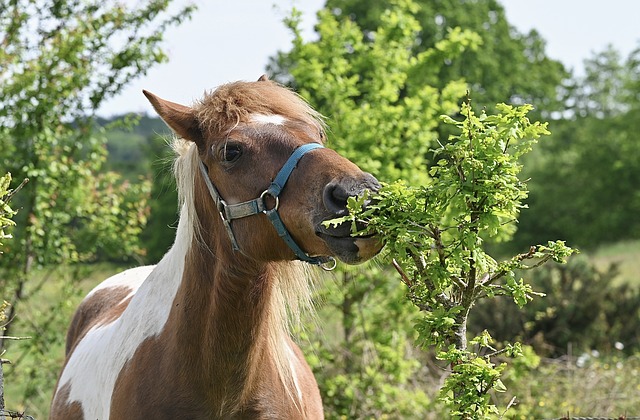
[{"left": 107, "top": 342, "right": 319, "bottom": 419}]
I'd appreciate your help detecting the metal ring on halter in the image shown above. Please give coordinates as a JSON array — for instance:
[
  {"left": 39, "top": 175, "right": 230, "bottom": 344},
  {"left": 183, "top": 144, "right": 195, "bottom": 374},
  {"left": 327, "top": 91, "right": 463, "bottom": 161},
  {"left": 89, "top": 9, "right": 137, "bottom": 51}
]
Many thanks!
[
  {"left": 259, "top": 190, "right": 279, "bottom": 212},
  {"left": 320, "top": 257, "right": 337, "bottom": 271}
]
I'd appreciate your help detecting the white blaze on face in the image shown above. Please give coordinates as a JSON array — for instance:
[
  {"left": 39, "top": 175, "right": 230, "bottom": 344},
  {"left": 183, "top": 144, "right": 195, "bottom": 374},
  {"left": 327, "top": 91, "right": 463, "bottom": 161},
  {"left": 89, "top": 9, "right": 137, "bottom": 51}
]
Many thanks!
[{"left": 251, "top": 113, "right": 287, "bottom": 126}]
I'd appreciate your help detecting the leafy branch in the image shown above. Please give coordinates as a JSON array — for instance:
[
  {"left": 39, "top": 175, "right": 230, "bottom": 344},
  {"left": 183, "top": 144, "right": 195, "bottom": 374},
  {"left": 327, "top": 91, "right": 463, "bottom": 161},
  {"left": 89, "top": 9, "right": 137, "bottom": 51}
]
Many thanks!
[
  {"left": 335, "top": 101, "right": 576, "bottom": 417},
  {"left": 0, "top": 174, "right": 27, "bottom": 251}
]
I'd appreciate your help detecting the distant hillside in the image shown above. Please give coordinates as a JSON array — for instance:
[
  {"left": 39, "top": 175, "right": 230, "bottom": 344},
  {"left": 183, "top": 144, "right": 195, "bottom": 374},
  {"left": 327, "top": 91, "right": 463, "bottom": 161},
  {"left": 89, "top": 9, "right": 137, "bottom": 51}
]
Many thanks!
[
  {"left": 96, "top": 114, "right": 170, "bottom": 137},
  {"left": 97, "top": 114, "right": 172, "bottom": 181}
]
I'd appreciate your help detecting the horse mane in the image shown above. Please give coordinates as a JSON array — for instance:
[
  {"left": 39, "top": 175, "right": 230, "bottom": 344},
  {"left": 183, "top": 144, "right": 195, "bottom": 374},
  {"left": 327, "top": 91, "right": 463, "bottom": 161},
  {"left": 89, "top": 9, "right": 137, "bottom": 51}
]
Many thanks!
[{"left": 171, "top": 135, "right": 316, "bottom": 410}]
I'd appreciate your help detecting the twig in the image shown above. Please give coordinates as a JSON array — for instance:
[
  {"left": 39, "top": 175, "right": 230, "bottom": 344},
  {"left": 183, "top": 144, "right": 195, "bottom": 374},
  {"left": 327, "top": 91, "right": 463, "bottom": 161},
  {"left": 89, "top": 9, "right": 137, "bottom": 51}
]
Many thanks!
[
  {"left": 520, "top": 254, "right": 552, "bottom": 270},
  {"left": 500, "top": 396, "right": 518, "bottom": 419},
  {"left": 0, "top": 409, "right": 35, "bottom": 420},
  {"left": 392, "top": 259, "right": 412, "bottom": 288},
  {"left": 4, "top": 178, "right": 29, "bottom": 202},
  {"left": 484, "top": 347, "right": 510, "bottom": 359}
]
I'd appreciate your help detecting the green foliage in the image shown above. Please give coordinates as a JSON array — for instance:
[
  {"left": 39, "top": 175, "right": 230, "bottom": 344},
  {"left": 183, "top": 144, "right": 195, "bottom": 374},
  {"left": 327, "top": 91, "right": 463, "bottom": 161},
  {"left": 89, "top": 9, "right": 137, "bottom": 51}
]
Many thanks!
[
  {"left": 138, "top": 134, "right": 179, "bottom": 264},
  {"left": 320, "top": 0, "right": 569, "bottom": 116},
  {"left": 514, "top": 44, "right": 640, "bottom": 249},
  {"left": 101, "top": 115, "right": 172, "bottom": 181},
  {"left": 470, "top": 257, "right": 640, "bottom": 357},
  {"left": 0, "top": 173, "right": 19, "bottom": 250},
  {"left": 97, "top": 115, "right": 177, "bottom": 263},
  {"left": 338, "top": 102, "right": 575, "bottom": 417},
  {"left": 436, "top": 343, "right": 507, "bottom": 418},
  {"left": 0, "top": 0, "right": 192, "bottom": 267},
  {"left": 303, "top": 267, "right": 432, "bottom": 418},
  {"left": 275, "top": 0, "right": 477, "bottom": 184}
]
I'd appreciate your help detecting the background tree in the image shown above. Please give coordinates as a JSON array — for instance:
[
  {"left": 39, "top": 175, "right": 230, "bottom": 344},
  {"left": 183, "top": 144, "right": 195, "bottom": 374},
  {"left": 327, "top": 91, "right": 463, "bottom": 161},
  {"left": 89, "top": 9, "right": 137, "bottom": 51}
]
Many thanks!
[
  {"left": 0, "top": 0, "right": 193, "bottom": 414},
  {"left": 514, "top": 44, "right": 640, "bottom": 249},
  {"left": 273, "top": 0, "right": 568, "bottom": 117},
  {"left": 97, "top": 116, "right": 177, "bottom": 263}
]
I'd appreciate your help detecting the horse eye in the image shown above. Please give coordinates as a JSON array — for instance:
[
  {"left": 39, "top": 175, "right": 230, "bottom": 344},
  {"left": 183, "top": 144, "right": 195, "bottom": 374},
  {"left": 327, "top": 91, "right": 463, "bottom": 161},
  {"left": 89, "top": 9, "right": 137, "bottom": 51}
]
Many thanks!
[{"left": 220, "top": 144, "right": 243, "bottom": 163}]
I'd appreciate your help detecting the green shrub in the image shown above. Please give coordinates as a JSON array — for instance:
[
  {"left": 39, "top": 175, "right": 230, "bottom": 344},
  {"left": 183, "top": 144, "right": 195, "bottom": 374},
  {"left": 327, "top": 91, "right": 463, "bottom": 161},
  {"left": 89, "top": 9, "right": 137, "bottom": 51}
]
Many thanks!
[{"left": 469, "top": 257, "right": 640, "bottom": 356}]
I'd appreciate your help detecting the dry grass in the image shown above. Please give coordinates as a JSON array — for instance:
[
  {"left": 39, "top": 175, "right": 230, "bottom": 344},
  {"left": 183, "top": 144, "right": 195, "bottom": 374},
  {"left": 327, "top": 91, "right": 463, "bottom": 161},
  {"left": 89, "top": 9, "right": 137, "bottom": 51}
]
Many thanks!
[{"left": 500, "top": 354, "right": 640, "bottom": 419}]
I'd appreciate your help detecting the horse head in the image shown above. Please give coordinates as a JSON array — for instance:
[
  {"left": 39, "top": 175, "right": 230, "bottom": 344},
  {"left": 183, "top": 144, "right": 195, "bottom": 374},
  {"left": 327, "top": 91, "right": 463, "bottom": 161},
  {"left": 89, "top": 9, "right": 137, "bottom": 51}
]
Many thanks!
[{"left": 143, "top": 77, "right": 383, "bottom": 266}]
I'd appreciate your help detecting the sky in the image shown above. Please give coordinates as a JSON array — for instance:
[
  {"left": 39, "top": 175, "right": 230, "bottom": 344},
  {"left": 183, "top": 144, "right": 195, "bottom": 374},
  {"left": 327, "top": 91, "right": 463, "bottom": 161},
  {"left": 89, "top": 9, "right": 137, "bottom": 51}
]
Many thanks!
[{"left": 97, "top": 0, "right": 640, "bottom": 117}]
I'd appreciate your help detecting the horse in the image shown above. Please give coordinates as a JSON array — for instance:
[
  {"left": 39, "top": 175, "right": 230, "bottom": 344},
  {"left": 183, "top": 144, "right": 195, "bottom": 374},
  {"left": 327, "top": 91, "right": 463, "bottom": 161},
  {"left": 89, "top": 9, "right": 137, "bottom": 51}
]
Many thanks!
[{"left": 50, "top": 76, "right": 382, "bottom": 419}]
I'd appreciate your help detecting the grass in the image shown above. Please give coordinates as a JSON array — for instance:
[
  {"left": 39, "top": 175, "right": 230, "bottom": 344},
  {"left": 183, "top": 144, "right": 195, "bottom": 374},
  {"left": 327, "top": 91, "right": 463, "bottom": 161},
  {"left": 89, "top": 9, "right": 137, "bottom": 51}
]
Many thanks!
[
  {"left": 590, "top": 239, "right": 640, "bottom": 286},
  {"left": 2, "top": 262, "right": 128, "bottom": 419},
  {"left": 502, "top": 353, "right": 640, "bottom": 418}
]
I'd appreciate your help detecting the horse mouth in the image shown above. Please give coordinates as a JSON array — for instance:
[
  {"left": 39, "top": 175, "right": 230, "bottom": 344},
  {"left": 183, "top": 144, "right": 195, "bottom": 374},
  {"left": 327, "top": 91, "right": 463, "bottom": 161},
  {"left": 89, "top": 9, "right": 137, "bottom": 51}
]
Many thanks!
[{"left": 315, "top": 222, "right": 382, "bottom": 264}]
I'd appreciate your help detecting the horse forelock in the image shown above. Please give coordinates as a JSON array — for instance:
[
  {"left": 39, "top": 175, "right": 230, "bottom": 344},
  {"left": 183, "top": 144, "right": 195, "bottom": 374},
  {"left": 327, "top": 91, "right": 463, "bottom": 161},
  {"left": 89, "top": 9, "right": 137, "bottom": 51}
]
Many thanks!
[{"left": 194, "top": 80, "right": 326, "bottom": 138}]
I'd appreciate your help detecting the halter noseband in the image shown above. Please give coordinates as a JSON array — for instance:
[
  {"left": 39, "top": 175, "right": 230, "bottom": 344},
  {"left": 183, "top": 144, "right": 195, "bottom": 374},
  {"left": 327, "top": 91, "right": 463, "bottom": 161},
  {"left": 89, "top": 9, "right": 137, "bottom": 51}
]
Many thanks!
[{"left": 198, "top": 142, "right": 337, "bottom": 270}]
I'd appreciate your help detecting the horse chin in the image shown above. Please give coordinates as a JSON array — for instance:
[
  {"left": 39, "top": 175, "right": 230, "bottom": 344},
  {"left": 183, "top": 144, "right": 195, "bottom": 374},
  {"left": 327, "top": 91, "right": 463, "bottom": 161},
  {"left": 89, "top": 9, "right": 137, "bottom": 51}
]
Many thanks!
[{"left": 316, "top": 233, "right": 383, "bottom": 264}]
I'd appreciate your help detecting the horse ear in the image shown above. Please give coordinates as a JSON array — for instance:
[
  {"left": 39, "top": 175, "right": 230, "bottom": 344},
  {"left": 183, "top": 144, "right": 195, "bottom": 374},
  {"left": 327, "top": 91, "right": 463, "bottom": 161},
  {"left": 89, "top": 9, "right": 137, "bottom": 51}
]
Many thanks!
[
  {"left": 257, "top": 74, "right": 269, "bottom": 82},
  {"left": 142, "top": 90, "right": 205, "bottom": 146}
]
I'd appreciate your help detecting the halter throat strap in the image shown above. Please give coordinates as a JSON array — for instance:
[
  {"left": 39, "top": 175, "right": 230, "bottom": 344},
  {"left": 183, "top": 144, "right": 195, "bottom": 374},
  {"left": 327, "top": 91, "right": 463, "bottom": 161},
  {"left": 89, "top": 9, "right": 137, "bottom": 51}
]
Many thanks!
[{"left": 197, "top": 142, "right": 336, "bottom": 269}]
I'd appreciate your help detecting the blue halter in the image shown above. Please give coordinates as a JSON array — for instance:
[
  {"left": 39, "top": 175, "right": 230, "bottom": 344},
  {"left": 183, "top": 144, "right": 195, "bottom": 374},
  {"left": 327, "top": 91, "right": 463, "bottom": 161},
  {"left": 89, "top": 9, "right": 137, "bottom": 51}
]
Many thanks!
[{"left": 198, "top": 142, "right": 336, "bottom": 270}]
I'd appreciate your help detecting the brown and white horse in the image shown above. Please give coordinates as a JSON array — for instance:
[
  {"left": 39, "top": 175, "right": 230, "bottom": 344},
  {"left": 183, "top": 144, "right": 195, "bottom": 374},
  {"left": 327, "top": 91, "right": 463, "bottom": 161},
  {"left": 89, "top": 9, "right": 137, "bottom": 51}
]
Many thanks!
[{"left": 50, "top": 76, "right": 382, "bottom": 419}]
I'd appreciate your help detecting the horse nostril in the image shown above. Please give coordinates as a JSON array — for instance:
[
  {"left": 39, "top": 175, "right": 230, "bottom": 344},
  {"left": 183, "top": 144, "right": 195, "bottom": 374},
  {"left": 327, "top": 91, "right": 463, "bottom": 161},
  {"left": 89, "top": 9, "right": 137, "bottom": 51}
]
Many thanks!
[
  {"left": 364, "top": 173, "right": 381, "bottom": 193},
  {"left": 323, "top": 182, "right": 349, "bottom": 215},
  {"left": 323, "top": 174, "right": 380, "bottom": 216}
]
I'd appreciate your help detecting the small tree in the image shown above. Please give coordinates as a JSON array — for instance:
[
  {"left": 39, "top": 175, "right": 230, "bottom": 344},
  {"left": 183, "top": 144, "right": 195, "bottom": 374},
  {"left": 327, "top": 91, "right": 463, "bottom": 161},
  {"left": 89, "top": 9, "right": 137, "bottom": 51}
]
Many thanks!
[
  {"left": 1, "top": 173, "right": 15, "bottom": 419},
  {"left": 0, "top": 0, "right": 193, "bottom": 414},
  {"left": 333, "top": 101, "right": 575, "bottom": 417},
  {"left": 277, "top": 1, "right": 575, "bottom": 416}
]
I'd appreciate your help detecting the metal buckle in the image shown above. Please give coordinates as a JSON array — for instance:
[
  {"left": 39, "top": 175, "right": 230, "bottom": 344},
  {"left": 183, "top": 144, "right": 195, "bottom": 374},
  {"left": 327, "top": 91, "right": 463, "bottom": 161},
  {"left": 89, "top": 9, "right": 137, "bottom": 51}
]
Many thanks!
[
  {"left": 320, "top": 257, "right": 337, "bottom": 271},
  {"left": 259, "top": 189, "right": 279, "bottom": 212}
]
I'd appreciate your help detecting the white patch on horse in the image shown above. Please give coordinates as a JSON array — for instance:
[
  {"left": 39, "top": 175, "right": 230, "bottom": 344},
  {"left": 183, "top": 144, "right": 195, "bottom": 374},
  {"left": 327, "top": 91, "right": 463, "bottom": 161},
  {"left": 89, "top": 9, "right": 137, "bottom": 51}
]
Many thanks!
[
  {"left": 251, "top": 113, "right": 287, "bottom": 126},
  {"left": 55, "top": 209, "right": 191, "bottom": 419},
  {"left": 85, "top": 265, "right": 152, "bottom": 303}
]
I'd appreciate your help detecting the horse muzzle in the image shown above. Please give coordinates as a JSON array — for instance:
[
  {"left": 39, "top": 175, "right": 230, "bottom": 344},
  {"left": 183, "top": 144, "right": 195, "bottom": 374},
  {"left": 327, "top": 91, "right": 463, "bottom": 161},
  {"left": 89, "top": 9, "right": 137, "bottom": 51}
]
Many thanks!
[{"left": 315, "top": 173, "right": 383, "bottom": 264}]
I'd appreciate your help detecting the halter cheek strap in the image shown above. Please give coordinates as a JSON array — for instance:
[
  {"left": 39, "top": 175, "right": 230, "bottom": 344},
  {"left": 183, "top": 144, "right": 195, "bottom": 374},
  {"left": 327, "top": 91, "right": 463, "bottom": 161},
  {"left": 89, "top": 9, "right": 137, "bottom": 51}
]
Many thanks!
[{"left": 198, "top": 142, "right": 336, "bottom": 270}]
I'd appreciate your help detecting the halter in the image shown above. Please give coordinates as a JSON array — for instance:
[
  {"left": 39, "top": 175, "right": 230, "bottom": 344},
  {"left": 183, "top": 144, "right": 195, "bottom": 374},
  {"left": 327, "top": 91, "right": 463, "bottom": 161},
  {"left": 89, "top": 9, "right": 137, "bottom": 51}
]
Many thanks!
[{"left": 198, "top": 142, "right": 337, "bottom": 270}]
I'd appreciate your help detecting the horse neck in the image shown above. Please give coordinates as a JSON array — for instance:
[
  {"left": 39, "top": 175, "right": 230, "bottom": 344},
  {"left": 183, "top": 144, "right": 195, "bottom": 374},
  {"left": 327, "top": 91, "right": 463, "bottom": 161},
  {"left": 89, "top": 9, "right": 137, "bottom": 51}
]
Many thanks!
[
  {"left": 165, "top": 218, "right": 295, "bottom": 409},
  {"left": 159, "top": 146, "right": 307, "bottom": 410}
]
